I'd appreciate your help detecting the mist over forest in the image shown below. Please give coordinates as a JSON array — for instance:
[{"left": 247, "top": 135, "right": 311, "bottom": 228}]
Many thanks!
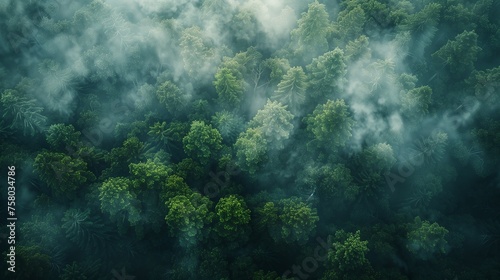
[{"left": 0, "top": 0, "right": 499, "bottom": 279}]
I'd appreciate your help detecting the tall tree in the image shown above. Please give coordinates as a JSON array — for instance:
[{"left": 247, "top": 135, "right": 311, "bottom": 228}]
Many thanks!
[
  {"left": 432, "top": 30, "right": 482, "bottom": 75},
  {"left": 407, "top": 217, "right": 449, "bottom": 259},
  {"left": 215, "top": 195, "right": 251, "bottom": 240},
  {"left": 306, "top": 48, "right": 347, "bottom": 101},
  {"left": 249, "top": 100, "right": 294, "bottom": 150},
  {"left": 213, "top": 67, "right": 245, "bottom": 108},
  {"left": 34, "top": 151, "right": 96, "bottom": 199},
  {"left": 304, "top": 99, "right": 355, "bottom": 148},
  {"left": 182, "top": 121, "right": 223, "bottom": 165},
  {"left": 165, "top": 193, "right": 213, "bottom": 247},
  {"left": 273, "top": 67, "right": 308, "bottom": 113},
  {"left": 156, "top": 81, "right": 188, "bottom": 116},
  {"left": 290, "top": 0, "right": 331, "bottom": 61},
  {"left": 234, "top": 127, "right": 268, "bottom": 174}
]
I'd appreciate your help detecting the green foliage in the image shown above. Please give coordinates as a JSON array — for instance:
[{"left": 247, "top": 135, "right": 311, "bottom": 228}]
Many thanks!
[
  {"left": 215, "top": 195, "right": 251, "bottom": 239},
  {"left": 60, "top": 262, "right": 89, "bottom": 280},
  {"left": 129, "top": 159, "right": 172, "bottom": 190},
  {"left": 345, "top": 35, "right": 371, "bottom": 62},
  {"left": 160, "top": 174, "right": 192, "bottom": 203},
  {"left": 333, "top": 5, "right": 366, "bottom": 44},
  {"left": 361, "top": 143, "right": 397, "bottom": 173},
  {"left": 257, "top": 197, "right": 319, "bottom": 244},
  {"left": 290, "top": 0, "right": 331, "bottom": 60},
  {"left": 432, "top": 30, "right": 482, "bottom": 75},
  {"left": 306, "top": 48, "right": 347, "bottom": 100},
  {"left": 211, "top": 110, "right": 245, "bottom": 143},
  {"left": 401, "top": 86, "right": 433, "bottom": 119},
  {"left": 328, "top": 230, "right": 371, "bottom": 274},
  {"left": 263, "top": 58, "right": 291, "bottom": 85},
  {"left": 301, "top": 163, "right": 360, "bottom": 202},
  {"left": 407, "top": 216, "right": 449, "bottom": 259},
  {"left": 173, "top": 157, "right": 205, "bottom": 180},
  {"left": 277, "top": 198, "right": 319, "bottom": 243},
  {"left": 98, "top": 177, "right": 141, "bottom": 226},
  {"left": 165, "top": 193, "right": 213, "bottom": 247},
  {"left": 214, "top": 67, "right": 245, "bottom": 108},
  {"left": 156, "top": 81, "right": 188, "bottom": 115},
  {"left": 34, "top": 151, "right": 96, "bottom": 198},
  {"left": 253, "top": 270, "right": 281, "bottom": 280},
  {"left": 399, "top": 3, "right": 441, "bottom": 32},
  {"left": 104, "top": 136, "right": 145, "bottom": 176},
  {"left": 1, "top": 89, "right": 47, "bottom": 135},
  {"left": 248, "top": 100, "right": 294, "bottom": 149},
  {"left": 273, "top": 66, "right": 308, "bottom": 112},
  {"left": 234, "top": 127, "right": 268, "bottom": 174},
  {"left": 182, "top": 120, "right": 223, "bottom": 164},
  {"left": 180, "top": 26, "right": 217, "bottom": 79},
  {"left": 61, "top": 208, "right": 112, "bottom": 251},
  {"left": 46, "top": 123, "right": 81, "bottom": 151},
  {"left": 4, "top": 246, "right": 52, "bottom": 280},
  {"left": 304, "top": 99, "right": 355, "bottom": 147}
]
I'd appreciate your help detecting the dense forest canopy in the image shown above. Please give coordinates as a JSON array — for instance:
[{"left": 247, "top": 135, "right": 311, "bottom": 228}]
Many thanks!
[{"left": 1, "top": 0, "right": 499, "bottom": 279}]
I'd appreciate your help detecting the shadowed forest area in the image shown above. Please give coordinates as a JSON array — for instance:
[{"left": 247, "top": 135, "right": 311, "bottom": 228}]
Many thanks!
[{"left": 1, "top": 0, "right": 499, "bottom": 279}]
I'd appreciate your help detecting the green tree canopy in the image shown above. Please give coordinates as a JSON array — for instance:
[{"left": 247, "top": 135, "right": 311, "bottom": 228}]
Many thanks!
[
  {"left": 407, "top": 216, "right": 449, "bottom": 259},
  {"left": 432, "top": 30, "right": 482, "bottom": 75},
  {"left": 272, "top": 66, "right": 308, "bottom": 113},
  {"left": 34, "top": 151, "right": 96, "bottom": 198},
  {"left": 45, "top": 123, "right": 81, "bottom": 151},
  {"left": 98, "top": 177, "right": 141, "bottom": 227},
  {"left": 249, "top": 100, "right": 294, "bottom": 150},
  {"left": 290, "top": 0, "right": 331, "bottom": 60},
  {"left": 234, "top": 127, "right": 268, "bottom": 174},
  {"left": 215, "top": 195, "right": 251, "bottom": 240},
  {"left": 182, "top": 120, "right": 223, "bottom": 164},
  {"left": 306, "top": 48, "right": 347, "bottom": 101},
  {"left": 213, "top": 67, "right": 245, "bottom": 108},
  {"left": 156, "top": 81, "right": 188, "bottom": 116},
  {"left": 304, "top": 99, "right": 355, "bottom": 148},
  {"left": 401, "top": 85, "right": 433, "bottom": 119},
  {"left": 324, "top": 230, "right": 373, "bottom": 279},
  {"left": 165, "top": 193, "right": 213, "bottom": 247}
]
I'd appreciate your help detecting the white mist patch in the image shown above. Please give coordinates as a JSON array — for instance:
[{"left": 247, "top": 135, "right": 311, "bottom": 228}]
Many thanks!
[
  {"left": 241, "top": 0, "right": 297, "bottom": 47},
  {"left": 389, "top": 113, "right": 403, "bottom": 132}
]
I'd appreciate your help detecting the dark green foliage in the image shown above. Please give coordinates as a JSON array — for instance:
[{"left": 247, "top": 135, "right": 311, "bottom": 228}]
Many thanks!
[
  {"left": 306, "top": 48, "right": 346, "bottom": 100},
  {"left": 330, "top": 230, "right": 370, "bottom": 272},
  {"left": 401, "top": 86, "right": 433, "bottom": 119},
  {"left": 3, "top": 0, "right": 500, "bottom": 279},
  {"left": 34, "top": 151, "right": 96, "bottom": 198},
  {"left": 257, "top": 197, "right": 319, "bottom": 244},
  {"left": 3, "top": 246, "right": 52, "bottom": 280},
  {"left": 59, "top": 262, "right": 89, "bottom": 280},
  {"left": 46, "top": 123, "right": 81, "bottom": 150},
  {"left": 432, "top": 30, "right": 482, "bottom": 75},
  {"left": 406, "top": 217, "right": 449, "bottom": 259},
  {"left": 248, "top": 100, "right": 294, "bottom": 149},
  {"left": 61, "top": 208, "right": 113, "bottom": 250},
  {"left": 98, "top": 177, "right": 141, "bottom": 228},
  {"left": 156, "top": 81, "right": 188, "bottom": 115}
]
